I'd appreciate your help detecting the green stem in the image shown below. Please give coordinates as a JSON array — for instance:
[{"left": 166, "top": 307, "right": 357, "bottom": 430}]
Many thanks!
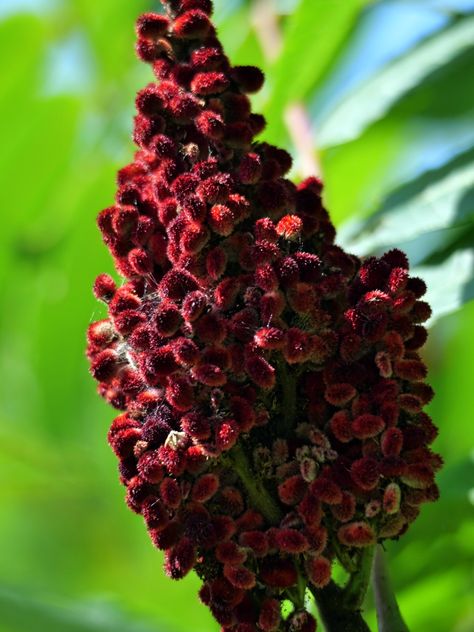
[
  {"left": 231, "top": 443, "right": 282, "bottom": 524},
  {"left": 230, "top": 371, "right": 373, "bottom": 632},
  {"left": 310, "top": 581, "right": 371, "bottom": 632},
  {"left": 287, "top": 564, "right": 307, "bottom": 610},
  {"left": 372, "top": 546, "right": 410, "bottom": 632},
  {"left": 231, "top": 444, "right": 306, "bottom": 611},
  {"left": 343, "top": 546, "right": 375, "bottom": 610},
  {"left": 332, "top": 536, "right": 358, "bottom": 573}
]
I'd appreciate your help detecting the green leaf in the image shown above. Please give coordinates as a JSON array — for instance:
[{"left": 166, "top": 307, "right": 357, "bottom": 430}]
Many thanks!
[
  {"left": 321, "top": 117, "right": 407, "bottom": 225},
  {"left": 338, "top": 147, "right": 474, "bottom": 261},
  {"left": 0, "top": 586, "right": 166, "bottom": 632},
  {"left": 336, "top": 147, "right": 474, "bottom": 323},
  {"left": 318, "top": 15, "right": 474, "bottom": 147},
  {"left": 261, "top": 0, "right": 374, "bottom": 145},
  {"left": 392, "top": 48, "right": 474, "bottom": 120},
  {"left": 64, "top": 0, "right": 148, "bottom": 82},
  {"left": 0, "top": 15, "right": 46, "bottom": 106},
  {"left": 216, "top": 5, "right": 265, "bottom": 67},
  {"left": 413, "top": 249, "right": 474, "bottom": 325}
]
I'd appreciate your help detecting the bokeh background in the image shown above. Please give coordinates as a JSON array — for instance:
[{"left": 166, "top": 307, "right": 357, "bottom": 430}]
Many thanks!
[{"left": 0, "top": 0, "right": 473, "bottom": 630}]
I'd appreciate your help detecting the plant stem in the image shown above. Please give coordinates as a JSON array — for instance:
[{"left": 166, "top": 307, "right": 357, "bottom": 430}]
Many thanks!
[
  {"left": 230, "top": 367, "right": 373, "bottom": 632},
  {"left": 231, "top": 443, "right": 282, "bottom": 524},
  {"left": 372, "top": 546, "right": 410, "bottom": 632},
  {"left": 310, "top": 581, "right": 371, "bottom": 632},
  {"left": 343, "top": 546, "right": 375, "bottom": 610},
  {"left": 332, "top": 536, "right": 358, "bottom": 573},
  {"left": 231, "top": 439, "right": 374, "bottom": 632},
  {"left": 285, "top": 103, "right": 323, "bottom": 178},
  {"left": 287, "top": 564, "right": 307, "bottom": 610},
  {"left": 251, "top": 0, "right": 282, "bottom": 61}
]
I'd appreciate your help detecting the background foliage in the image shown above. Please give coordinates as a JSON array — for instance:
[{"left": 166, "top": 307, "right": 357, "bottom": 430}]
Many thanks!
[{"left": 0, "top": 1, "right": 473, "bottom": 630}]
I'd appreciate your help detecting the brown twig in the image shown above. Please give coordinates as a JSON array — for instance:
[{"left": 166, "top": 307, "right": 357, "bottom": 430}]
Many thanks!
[
  {"left": 251, "top": 0, "right": 282, "bottom": 61},
  {"left": 285, "top": 103, "right": 322, "bottom": 178}
]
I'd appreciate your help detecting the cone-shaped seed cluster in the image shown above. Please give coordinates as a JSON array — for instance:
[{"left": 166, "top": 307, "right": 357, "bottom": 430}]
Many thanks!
[{"left": 87, "top": 1, "right": 441, "bottom": 629}]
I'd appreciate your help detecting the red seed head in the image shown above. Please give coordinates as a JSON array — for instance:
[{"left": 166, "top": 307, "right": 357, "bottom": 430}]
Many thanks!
[
  {"left": 395, "top": 359, "right": 428, "bottom": 382},
  {"left": 155, "top": 302, "right": 183, "bottom": 337},
  {"left": 350, "top": 457, "right": 380, "bottom": 491},
  {"left": 238, "top": 530, "right": 268, "bottom": 557},
  {"left": 231, "top": 66, "right": 265, "bottom": 93},
  {"left": 192, "top": 363, "right": 227, "bottom": 386},
  {"left": 206, "top": 246, "right": 227, "bottom": 280},
  {"left": 275, "top": 528, "right": 310, "bottom": 554},
  {"left": 278, "top": 476, "right": 306, "bottom": 506},
  {"left": 352, "top": 414, "right": 385, "bottom": 439},
  {"left": 173, "top": 10, "right": 212, "bottom": 39},
  {"left": 136, "top": 13, "right": 169, "bottom": 41},
  {"left": 165, "top": 374, "right": 194, "bottom": 411},
  {"left": 338, "top": 522, "right": 376, "bottom": 547},
  {"left": 181, "top": 411, "right": 211, "bottom": 440},
  {"left": 181, "top": 291, "right": 208, "bottom": 322},
  {"left": 310, "top": 478, "right": 343, "bottom": 505},
  {"left": 254, "top": 327, "right": 286, "bottom": 350},
  {"left": 108, "top": 415, "right": 142, "bottom": 459},
  {"left": 93, "top": 274, "right": 117, "bottom": 302},
  {"left": 89, "top": 3, "right": 438, "bottom": 627},
  {"left": 287, "top": 610, "right": 317, "bottom": 632},
  {"left": 260, "top": 557, "right": 298, "bottom": 589},
  {"left": 165, "top": 537, "right": 196, "bottom": 579},
  {"left": 158, "top": 445, "right": 187, "bottom": 476},
  {"left": 159, "top": 477, "right": 182, "bottom": 509},
  {"left": 90, "top": 349, "right": 120, "bottom": 382},
  {"left": 401, "top": 463, "right": 435, "bottom": 489},
  {"left": 142, "top": 497, "right": 169, "bottom": 530},
  {"left": 238, "top": 152, "right": 262, "bottom": 184},
  {"left": 216, "top": 419, "right": 239, "bottom": 452},
  {"left": 276, "top": 215, "right": 303, "bottom": 240},
  {"left": 306, "top": 556, "right": 331, "bottom": 588},
  {"left": 150, "top": 520, "right": 182, "bottom": 550},
  {"left": 236, "top": 509, "right": 264, "bottom": 532},
  {"left": 383, "top": 483, "right": 401, "bottom": 514},
  {"left": 180, "top": 0, "right": 214, "bottom": 14},
  {"left": 381, "top": 427, "right": 404, "bottom": 457},
  {"left": 192, "top": 473, "right": 220, "bottom": 502},
  {"left": 245, "top": 355, "right": 276, "bottom": 389},
  {"left": 216, "top": 541, "right": 247, "bottom": 566},
  {"left": 298, "top": 495, "right": 323, "bottom": 528},
  {"left": 137, "top": 451, "right": 165, "bottom": 484},
  {"left": 325, "top": 383, "right": 357, "bottom": 406},
  {"left": 329, "top": 410, "right": 353, "bottom": 443},
  {"left": 331, "top": 491, "right": 356, "bottom": 523},
  {"left": 208, "top": 204, "right": 235, "bottom": 236},
  {"left": 258, "top": 598, "right": 281, "bottom": 632},
  {"left": 172, "top": 337, "right": 200, "bottom": 368},
  {"left": 223, "top": 564, "right": 256, "bottom": 590},
  {"left": 191, "top": 71, "right": 229, "bottom": 95},
  {"left": 195, "top": 109, "right": 225, "bottom": 139}
]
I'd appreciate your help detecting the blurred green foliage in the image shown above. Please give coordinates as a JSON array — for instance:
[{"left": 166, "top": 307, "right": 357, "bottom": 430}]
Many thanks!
[{"left": 0, "top": 1, "right": 473, "bottom": 631}]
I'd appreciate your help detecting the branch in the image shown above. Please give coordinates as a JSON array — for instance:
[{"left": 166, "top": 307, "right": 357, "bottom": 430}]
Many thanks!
[
  {"left": 343, "top": 546, "right": 375, "bottom": 610},
  {"left": 309, "top": 581, "right": 371, "bottom": 632},
  {"left": 231, "top": 443, "right": 282, "bottom": 525},
  {"left": 372, "top": 546, "right": 410, "bottom": 632},
  {"left": 251, "top": 0, "right": 282, "bottom": 61},
  {"left": 284, "top": 103, "right": 322, "bottom": 178},
  {"left": 332, "top": 536, "right": 358, "bottom": 574}
]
